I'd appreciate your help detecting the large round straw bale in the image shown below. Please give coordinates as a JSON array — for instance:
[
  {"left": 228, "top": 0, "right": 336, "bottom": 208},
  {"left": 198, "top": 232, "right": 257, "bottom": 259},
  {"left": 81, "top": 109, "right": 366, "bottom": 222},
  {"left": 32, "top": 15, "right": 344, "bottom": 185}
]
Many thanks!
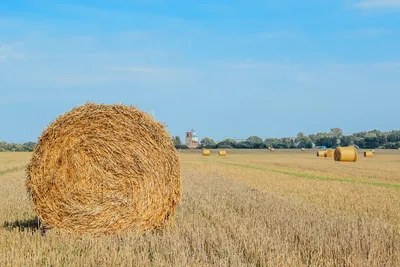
[
  {"left": 364, "top": 151, "right": 374, "bottom": 157},
  {"left": 317, "top": 151, "right": 326, "bottom": 157},
  {"left": 218, "top": 151, "right": 227, "bottom": 156},
  {"left": 202, "top": 149, "right": 211, "bottom": 156},
  {"left": 26, "top": 104, "right": 181, "bottom": 235},
  {"left": 334, "top": 146, "right": 358, "bottom": 162}
]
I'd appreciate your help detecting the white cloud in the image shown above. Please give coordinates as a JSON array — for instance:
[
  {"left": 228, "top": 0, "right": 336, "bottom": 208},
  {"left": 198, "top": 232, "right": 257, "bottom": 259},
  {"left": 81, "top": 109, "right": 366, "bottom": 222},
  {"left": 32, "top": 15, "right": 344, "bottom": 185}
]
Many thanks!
[{"left": 356, "top": 0, "right": 400, "bottom": 8}]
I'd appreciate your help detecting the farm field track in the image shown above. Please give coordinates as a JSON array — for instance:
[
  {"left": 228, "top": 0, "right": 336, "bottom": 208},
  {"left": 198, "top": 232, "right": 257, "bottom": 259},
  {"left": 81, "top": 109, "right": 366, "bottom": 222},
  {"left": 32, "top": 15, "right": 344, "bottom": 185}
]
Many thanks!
[{"left": 0, "top": 150, "right": 399, "bottom": 266}]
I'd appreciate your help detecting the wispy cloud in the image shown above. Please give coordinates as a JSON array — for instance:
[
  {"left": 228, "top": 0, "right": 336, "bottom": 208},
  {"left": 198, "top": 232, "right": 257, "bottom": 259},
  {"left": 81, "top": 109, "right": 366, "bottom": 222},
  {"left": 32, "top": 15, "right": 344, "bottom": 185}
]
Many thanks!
[
  {"left": 356, "top": 0, "right": 400, "bottom": 9},
  {"left": 342, "top": 28, "right": 392, "bottom": 38},
  {"left": 110, "top": 66, "right": 163, "bottom": 73},
  {"left": 224, "top": 60, "right": 295, "bottom": 70},
  {"left": 0, "top": 43, "right": 25, "bottom": 62},
  {"left": 255, "top": 30, "right": 298, "bottom": 40}
]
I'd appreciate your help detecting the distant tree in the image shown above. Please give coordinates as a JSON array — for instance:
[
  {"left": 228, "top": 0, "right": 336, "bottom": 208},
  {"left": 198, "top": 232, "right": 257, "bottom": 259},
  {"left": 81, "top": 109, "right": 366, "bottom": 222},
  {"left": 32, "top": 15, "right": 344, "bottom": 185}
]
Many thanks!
[
  {"left": 281, "top": 138, "right": 292, "bottom": 149},
  {"left": 297, "top": 132, "right": 305, "bottom": 139},
  {"left": 378, "top": 134, "right": 388, "bottom": 147},
  {"left": 236, "top": 141, "right": 253, "bottom": 149},
  {"left": 22, "top": 142, "right": 36, "bottom": 152},
  {"left": 0, "top": 141, "right": 37, "bottom": 152},
  {"left": 296, "top": 132, "right": 313, "bottom": 148},
  {"left": 246, "top": 136, "right": 264, "bottom": 148},
  {"left": 289, "top": 139, "right": 297, "bottom": 148},
  {"left": 200, "top": 138, "right": 216, "bottom": 148},
  {"left": 364, "top": 132, "right": 379, "bottom": 149},
  {"left": 316, "top": 137, "right": 337, "bottom": 148},
  {"left": 329, "top": 128, "right": 343, "bottom": 138},
  {"left": 171, "top": 136, "right": 183, "bottom": 149},
  {"left": 298, "top": 136, "right": 313, "bottom": 149},
  {"left": 340, "top": 136, "right": 354, "bottom": 147},
  {"left": 264, "top": 138, "right": 279, "bottom": 149},
  {"left": 387, "top": 130, "right": 400, "bottom": 143},
  {"left": 352, "top": 131, "right": 367, "bottom": 138},
  {"left": 308, "top": 134, "right": 318, "bottom": 143},
  {"left": 216, "top": 139, "right": 237, "bottom": 149}
]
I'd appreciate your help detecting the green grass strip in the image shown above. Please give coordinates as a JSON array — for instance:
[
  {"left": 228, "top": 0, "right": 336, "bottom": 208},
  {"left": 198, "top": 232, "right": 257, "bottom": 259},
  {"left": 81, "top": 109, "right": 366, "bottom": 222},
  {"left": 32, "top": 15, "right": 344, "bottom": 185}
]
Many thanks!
[
  {"left": 0, "top": 165, "right": 27, "bottom": 177},
  {"left": 219, "top": 162, "right": 400, "bottom": 189}
]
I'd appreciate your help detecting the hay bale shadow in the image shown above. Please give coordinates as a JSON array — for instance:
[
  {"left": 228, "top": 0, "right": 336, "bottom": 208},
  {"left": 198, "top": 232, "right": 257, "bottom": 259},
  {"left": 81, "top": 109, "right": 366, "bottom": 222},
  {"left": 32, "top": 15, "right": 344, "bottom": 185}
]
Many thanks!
[{"left": 3, "top": 217, "right": 40, "bottom": 232}]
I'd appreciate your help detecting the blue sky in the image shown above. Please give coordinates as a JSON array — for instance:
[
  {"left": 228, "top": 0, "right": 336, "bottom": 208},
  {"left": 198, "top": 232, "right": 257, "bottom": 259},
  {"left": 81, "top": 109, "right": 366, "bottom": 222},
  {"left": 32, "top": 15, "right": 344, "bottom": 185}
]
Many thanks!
[{"left": 1, "top": 0, "right": 399, "bottom": 142}]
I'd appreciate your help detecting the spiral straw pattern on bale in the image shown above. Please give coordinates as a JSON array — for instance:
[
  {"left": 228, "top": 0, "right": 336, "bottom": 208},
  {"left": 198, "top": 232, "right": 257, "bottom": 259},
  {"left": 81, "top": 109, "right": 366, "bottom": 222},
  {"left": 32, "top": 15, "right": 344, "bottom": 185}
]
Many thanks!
[
  {"left": 334, "top": 146, "right": 358, "bottom": 162},
  {"left": 26, "top": 104, "right": 181, "bottom": 235},
  {"left": 202, "top": 149, "right": 211, "bottom": 156},
  {"left": 317, "top": 151, "right": 326, "bottom": 157},
  {"left": 364, "top": 151, "right": 374, "bottom": 157},
  {"left": 218, "top": 151, "right": 227, "bottom": 156}
]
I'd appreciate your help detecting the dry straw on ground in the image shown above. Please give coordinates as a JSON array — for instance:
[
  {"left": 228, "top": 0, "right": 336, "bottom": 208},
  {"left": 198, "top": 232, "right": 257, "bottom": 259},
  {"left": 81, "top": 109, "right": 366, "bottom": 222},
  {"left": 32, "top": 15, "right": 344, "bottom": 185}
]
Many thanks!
[
  {"left": 334, "top": 146, "right": 358, "bottom": 162},
  {"left": 26, "top": 103, "right": 181, "bottom": 235}
]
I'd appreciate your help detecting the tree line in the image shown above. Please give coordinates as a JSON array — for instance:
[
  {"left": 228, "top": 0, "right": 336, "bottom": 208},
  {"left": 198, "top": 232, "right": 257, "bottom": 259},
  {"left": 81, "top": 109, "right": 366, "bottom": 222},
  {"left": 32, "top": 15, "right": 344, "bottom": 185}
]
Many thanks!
[
  {"left": 172, "top": 128, "right": 400, "bottom": 150},
  {"left": 2, "top": 128, "right": 400, "bottom": 152},
  {"left": 0, "top": 142, "right": 37, "bottom": 152}
]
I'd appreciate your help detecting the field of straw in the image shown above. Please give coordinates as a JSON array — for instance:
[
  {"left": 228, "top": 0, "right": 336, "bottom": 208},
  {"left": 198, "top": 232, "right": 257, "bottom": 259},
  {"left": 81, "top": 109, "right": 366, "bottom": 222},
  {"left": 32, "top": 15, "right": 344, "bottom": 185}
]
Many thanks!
[{"left": 0, "top": 150, "right": 399, "bottom": 266}]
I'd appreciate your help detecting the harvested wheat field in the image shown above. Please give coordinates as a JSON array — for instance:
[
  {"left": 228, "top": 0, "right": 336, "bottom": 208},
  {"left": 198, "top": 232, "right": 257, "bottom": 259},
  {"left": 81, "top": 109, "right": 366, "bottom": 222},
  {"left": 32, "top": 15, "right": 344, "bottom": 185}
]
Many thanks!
[{"left": 1, "top": 150, "right": 400, "bottom": 266}]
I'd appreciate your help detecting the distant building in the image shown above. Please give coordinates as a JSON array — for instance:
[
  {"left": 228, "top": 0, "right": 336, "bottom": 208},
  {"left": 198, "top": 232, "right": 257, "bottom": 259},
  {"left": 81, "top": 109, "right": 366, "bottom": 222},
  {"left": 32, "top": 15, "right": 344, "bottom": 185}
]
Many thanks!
[
  {"left": 282, "top": 137, "right": 296, "bottom": 141},
  {"left": 185, "top": 129, "right": 199, "bottom": 149}
]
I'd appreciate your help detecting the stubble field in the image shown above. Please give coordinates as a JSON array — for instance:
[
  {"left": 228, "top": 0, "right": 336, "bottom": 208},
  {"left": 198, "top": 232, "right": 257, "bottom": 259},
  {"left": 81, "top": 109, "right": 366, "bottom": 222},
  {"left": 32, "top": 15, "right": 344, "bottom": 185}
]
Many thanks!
[{"left": 0, "top": 150, "right": 399, "bottom": 266}]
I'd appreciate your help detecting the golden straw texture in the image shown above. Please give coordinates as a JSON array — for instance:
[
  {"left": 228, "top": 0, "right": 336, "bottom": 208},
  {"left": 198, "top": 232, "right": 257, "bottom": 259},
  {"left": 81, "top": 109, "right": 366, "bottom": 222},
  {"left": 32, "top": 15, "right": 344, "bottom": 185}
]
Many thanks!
[
  {"left": 317, "top": 151, "right": 326, "bottom": 157},
  {"left": 202, "top": 150, "right": 211, "bottom": 156},
  {"left": 218, "top": 151, "right": 227, "bottom": 157},
  {"left": 26, "top": 103, "right": 181, "bottom": 235},
  {"left": 325, "top": 150, "right": 334, "bottom": 158},
  {"left": 364, "top": 151, "right": 374, "bottom": 157},
  {"left": 334, "top": 146, "right": 358, "bottom": 162}
]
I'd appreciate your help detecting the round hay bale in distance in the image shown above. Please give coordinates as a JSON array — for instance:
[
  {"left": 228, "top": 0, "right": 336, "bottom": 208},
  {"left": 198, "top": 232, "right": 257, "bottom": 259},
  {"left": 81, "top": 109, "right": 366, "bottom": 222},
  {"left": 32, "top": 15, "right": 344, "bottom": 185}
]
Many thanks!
[
  {"left": 317, "top": 151, "right": 326, "bottom": 157},
  {"left": 301, "top": 148, "right": 306, "bottom": 152},
  {"left": 202, "top": 149, "right": 211, "bottom": 156},
  {"left": 26, "top": 103, "right": 181, "bottom": 235},
  {"left": 334, "top": 146, "right": 358, "bottom": 162},
  {"left": 364, "top": 151, "right": 374, "bottom": 157},
  {"left": 218, "top": 151, "right": 227, "bottom": 156},
  {"left": 325, "top": 149, "right": 334, "bottom": 158}
]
